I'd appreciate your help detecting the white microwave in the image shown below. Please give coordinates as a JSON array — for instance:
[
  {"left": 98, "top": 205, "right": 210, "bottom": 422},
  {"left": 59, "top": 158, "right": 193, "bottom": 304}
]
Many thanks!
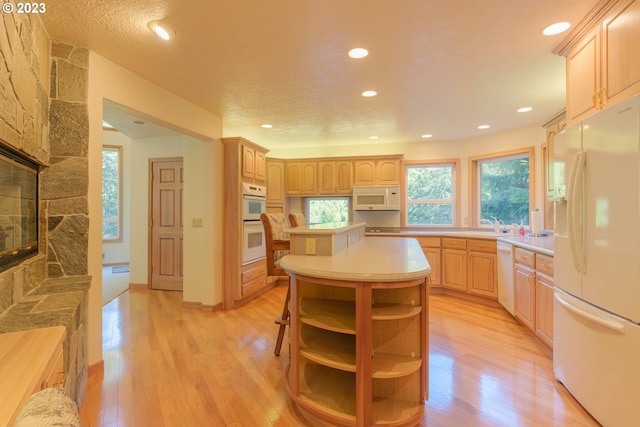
[{"left": 352, "top": 185, "right": 401, "bottom": 211}]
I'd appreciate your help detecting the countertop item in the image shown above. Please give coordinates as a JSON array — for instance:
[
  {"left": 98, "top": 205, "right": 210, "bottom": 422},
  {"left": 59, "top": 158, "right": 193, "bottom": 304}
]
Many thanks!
[{"left": 280, "top": 236, "right": 431, "bottom": 282}]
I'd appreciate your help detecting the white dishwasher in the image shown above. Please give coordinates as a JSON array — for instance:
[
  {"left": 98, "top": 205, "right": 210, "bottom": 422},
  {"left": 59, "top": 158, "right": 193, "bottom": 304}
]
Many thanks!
[{"left": 496, "top": 242, "right": 514, "bottom": 315}]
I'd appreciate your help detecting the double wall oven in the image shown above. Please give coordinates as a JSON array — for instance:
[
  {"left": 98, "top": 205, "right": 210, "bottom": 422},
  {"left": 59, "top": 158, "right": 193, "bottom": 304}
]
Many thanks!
[{"left": 241, "top": 183, "right": 266, "bottom": 264}]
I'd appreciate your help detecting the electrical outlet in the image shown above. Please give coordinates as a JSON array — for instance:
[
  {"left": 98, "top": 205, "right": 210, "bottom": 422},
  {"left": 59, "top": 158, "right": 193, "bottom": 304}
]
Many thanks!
[{"left": 306, "top": 238, "right": 316, "bottom": 255}]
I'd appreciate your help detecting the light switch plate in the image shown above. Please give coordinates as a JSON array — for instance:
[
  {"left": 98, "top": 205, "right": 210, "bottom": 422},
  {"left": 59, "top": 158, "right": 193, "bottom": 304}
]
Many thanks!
[{"left": 192, "top": 218, "right": 203, "bottom": 228}]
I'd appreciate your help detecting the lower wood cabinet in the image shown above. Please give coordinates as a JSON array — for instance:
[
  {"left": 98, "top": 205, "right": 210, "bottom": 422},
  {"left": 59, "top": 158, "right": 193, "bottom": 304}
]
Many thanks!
[
  {"left": 240, "top": 258, "right": 267, "bottom": 297},
  {"left": 514, "top": 262, "right": 536, "bottom": 331},
  {"left": 442, "top": 238, "right": 497, "bottom": 299},
  {"left": 416, "top": 237, "right": 441, "bottom": 287},
  {"left": 514, "top": 247, "right": 555, "bottom": 348},
  {"left": 289, "top": 274, "right": 427, "bottom": 427}
]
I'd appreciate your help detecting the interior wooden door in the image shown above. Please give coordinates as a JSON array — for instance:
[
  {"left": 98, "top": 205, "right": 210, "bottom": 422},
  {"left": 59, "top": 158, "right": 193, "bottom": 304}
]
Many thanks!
[{"left": 150, "top": 159, "right": 183, "bottom": 291}]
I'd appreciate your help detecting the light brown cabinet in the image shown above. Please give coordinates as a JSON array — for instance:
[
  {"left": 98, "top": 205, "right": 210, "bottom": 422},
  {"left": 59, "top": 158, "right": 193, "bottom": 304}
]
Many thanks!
[
  {"left": 542, "top": 111, "right": 566, "bottom": 230},
  {"left": 286, "top": 161, "right": 317, "bottom": 195},
  {"left": 222, "top": 137, "right": 271, "bottom": 308},
  {"left": 442, "top": 238, "right": 497, "bottom": 299},
  {"left": 354, "top": 158, "right": 400, "bottom": 185},
  {"left": 513, "top": 247, "right": 555, "bottom": 348},
  {"left": 563, "top": 0, "right": 640, "bottom": 124},
  {"left": 241, "top": 144, "right": 266, "bottom": 182},
  {"left": 317, "top": 160, "right": 353, "bottom": 194},
  {"left": 416, "top": 237, "right": 441, "bottom": 287},
  {"left": 266, "top": 159, "right": 285, "bottom": 207},
  {"left": 467, "top": 240, "right": 497, "bottom": 298},
  {"left": 535, "top": 254, "right": 554, "bottom": 348},
  {"left": 442, "top": 238, "right": 467, "bottom": 292},
  {"left": 241, "top": 258, "right": 267, "bottom": 297}
]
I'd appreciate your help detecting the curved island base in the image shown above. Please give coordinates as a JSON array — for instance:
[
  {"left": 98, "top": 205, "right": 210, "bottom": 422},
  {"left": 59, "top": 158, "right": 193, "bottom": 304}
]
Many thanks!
[{"left": 280, "top": 236, "right": 431, "bottom": 427}]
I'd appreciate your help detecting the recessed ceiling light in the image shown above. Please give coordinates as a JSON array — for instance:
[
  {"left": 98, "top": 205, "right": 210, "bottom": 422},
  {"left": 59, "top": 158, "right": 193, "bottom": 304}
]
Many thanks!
[
  {"left": 261, "top": 124, "right": 273, "bottom": 128},
  {"left": 369, "top": 136, "right": 379, "bottom": 140},
  {"left": 421, "top": 134, "right": 433, "bottom": 139},
  {"left": 102, "top": 120, "right": 114, "bottom": 129},
  {"left": 517, "top": 107, "right": 533, "bottom": 113},
  {"left": 478, "top": 125, "right": 490, "bottom": 130},
  {"left": 362, "top": 90, "right": 377, "bottom": 97},
  {"left": 348, "top": 48, "right": 369, "bottom": 59},
  {"left": 147, "top": 20, "right": 176, "bottom": 40},
  {"left": 543, "top": 22, "right": 570, "bottom": 36}
]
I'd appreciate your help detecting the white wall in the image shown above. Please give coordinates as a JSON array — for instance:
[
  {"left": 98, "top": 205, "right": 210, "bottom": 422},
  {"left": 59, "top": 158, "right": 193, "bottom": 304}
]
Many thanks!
[
  {"left": 101, "top": 131, "right": 131, "bottom": 265},
  {"left": 88, "top": 52, "right": 223, "bottom": 367}
]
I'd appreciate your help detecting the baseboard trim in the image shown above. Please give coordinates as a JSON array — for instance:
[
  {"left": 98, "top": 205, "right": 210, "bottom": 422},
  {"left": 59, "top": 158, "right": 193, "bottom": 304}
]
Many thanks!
[
  {"left": 88, "top": 360, "right": 104, "bottom": 378},
  {"left": 102, "top": 262, "right": 130, "bottom": 267},
  {"left": 129, "top": 282, "right": 148, "bottom": 289},
  {"left": 183, "top": 301, "right": 224, "bottom": 312}
]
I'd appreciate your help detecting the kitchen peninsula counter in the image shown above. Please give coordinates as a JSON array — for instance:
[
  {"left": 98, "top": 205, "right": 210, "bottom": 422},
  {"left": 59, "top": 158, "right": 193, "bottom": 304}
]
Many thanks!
[{"left": 280, "top": 236, "right": 431, "bottom": 427}]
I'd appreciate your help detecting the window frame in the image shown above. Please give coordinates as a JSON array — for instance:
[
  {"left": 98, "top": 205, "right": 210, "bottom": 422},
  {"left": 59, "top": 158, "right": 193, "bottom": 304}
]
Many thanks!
[
  {"left": 469, "top": 147, "right": 535, "bottom": 228},
  {"left": 102, "top": 145, "right": 123, "bottom": 243},
  {"left": 402, "top": 159, "right": 460, "bottom": 227}
]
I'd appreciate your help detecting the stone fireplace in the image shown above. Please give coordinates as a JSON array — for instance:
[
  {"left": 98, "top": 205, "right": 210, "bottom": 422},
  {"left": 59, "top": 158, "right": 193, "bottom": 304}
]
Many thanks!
[{"left": 0, "top": 13, "right": 91, "bottom": 404}]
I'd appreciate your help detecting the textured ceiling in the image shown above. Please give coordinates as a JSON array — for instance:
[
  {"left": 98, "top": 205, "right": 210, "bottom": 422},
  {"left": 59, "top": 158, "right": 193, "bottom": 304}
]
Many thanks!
[{"left": 40, "top": 0, "right": 598, "bottom": 149}]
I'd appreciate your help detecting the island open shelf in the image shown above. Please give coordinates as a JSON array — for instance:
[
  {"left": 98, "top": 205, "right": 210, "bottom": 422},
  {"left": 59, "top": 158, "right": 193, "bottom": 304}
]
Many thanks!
[{"left": 280, "top": 237, "right": 431, "bottom": 427}]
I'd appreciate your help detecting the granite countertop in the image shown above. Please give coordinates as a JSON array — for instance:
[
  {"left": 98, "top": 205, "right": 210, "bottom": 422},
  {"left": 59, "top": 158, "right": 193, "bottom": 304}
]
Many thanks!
[
  {"left": 364, "top": 227, "right": 554, "bottom": 255},
  {"left": 280, "top": 236, "right": 431, "bottom": 282}
]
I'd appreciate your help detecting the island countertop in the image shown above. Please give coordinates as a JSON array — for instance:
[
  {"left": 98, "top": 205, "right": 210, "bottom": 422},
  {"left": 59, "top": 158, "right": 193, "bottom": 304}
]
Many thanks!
[{"left": 279, "top": 236, "right": 431, "bottom": 282}]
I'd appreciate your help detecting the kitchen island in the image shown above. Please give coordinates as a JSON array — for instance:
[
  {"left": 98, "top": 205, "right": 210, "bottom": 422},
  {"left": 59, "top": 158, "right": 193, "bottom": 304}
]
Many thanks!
[{"left": 280, "top": 236, "right": 431, "bottom": 427}]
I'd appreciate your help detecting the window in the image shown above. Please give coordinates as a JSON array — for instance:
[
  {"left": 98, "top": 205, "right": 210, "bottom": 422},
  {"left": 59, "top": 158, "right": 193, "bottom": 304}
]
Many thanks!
[
  {"left": 405, "top": 161, "right": 458, "bottom": 226},
  {"left": 102, "top": 146, "right": 122, "bottom": 241},
  {"left": 470, "top": 148, "right": 534, "bottom": 227},
  {"left": 306, "top": 197, "right": 350, "bottom": 224}
]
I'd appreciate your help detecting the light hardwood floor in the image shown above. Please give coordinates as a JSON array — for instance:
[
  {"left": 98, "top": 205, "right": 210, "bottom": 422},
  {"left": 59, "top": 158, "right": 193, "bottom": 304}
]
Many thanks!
[{"left": 80, "top": 285, "right": 600, "bottom": 427}]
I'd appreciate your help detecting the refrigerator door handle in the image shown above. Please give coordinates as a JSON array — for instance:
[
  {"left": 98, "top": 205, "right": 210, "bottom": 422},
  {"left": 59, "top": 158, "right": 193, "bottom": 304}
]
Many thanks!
[
  {"left": 567, "top": 151, "right": 584, "bottom": 273},
  {"left": 555, "top": 293, "right": 626, "bottom": 333},
  {"left": 573, "top": 151, "right": 587, "bottom": 273}
]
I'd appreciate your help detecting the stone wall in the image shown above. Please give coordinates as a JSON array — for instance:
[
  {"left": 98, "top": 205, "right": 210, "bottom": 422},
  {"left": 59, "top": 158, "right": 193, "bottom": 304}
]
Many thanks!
[{"left": 0, "top": 13, "right": 90, "bottom": 405}]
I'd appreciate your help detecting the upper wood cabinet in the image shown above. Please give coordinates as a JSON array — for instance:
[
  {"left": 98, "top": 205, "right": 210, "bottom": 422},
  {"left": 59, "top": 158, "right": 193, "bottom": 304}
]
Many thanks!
[
  {"left": 541, "top": 111, "right": 566, "bottom": 230},
  {"left": 266, "top": 159, "right": 285, "bottom": 206},
  {"left": 317, "top": 160, "right": 353, "bottom": 194},
  {"left": 241, "top": 144, "right": 267, "bottom": 182},
  {"left": 286, "top": 161, "right": 317, "bottom": 195},
  {"left": 353, "top": 158, "right": 400, "bottom": 185},
  {"left": 561, "top": 0, "right": 640, "bottom": 124}
]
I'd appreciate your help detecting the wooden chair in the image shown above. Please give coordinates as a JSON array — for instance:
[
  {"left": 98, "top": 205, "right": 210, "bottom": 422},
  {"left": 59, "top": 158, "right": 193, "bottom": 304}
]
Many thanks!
[
  {"left": 288, "top": 212, "right": 307, "bottom": 228},
  {"left": 260, "top": 213, "right": 291, "bottom": 356}
]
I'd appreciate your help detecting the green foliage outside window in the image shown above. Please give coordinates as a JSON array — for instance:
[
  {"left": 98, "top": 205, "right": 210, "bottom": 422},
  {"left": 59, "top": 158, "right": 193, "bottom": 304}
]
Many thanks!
[
  {"left": 307, "top": 198, "right": 349, "bottom": 224},
  {"left": 479, "top": 156, "right": 530, "bottom": 225},
  {"left": 102, "top": 147, "right": 120, "bottom": 240},
  {"left": 406, "top": 165, "right": 454, "bottom": 225}
]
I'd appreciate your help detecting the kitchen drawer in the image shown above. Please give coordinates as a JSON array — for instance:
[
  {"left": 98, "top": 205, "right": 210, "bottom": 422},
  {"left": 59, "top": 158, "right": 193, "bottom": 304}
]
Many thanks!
[
  {"left": 536, "top": 254, "right": 554, "bottom": 277},
  {"left": 442, "top": 238, "right": 466, "bottom": 250},
  {"left": 468, "top": 239, "right": 496, "bottom": 254},
  {"left": 241, "top": 259, "right": 267, "bottom": 284},
  {"left": 514, "top": 247, "right": 535, "bottom": 268},
  {"left": 416, "top": 237, "right": 440, "bottom": 248}
]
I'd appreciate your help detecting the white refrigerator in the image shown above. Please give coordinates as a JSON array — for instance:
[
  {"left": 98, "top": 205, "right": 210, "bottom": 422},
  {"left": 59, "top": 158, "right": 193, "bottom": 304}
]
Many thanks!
[{"left": 553, "top": 94, "right": 640, "bottom": 427}]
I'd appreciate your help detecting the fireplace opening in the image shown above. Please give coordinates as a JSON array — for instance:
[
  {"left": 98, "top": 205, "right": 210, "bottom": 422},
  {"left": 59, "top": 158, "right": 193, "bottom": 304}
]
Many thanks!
[{"left": 0, "top": 143, "right": 39, "bottom": 270}]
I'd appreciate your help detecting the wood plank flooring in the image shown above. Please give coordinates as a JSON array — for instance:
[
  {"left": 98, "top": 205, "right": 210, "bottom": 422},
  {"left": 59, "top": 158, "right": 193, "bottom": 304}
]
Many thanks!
[{"left": 80, "top": 285, "right": 600, "bottom": 427}]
